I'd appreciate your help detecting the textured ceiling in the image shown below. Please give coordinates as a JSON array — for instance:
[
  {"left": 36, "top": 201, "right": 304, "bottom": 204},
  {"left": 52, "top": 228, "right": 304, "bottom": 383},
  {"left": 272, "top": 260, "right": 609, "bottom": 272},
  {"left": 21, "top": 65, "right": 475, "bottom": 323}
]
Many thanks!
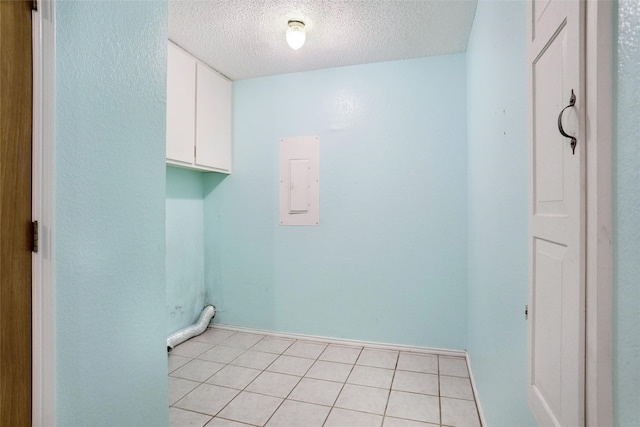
[{"left": 169, "top": 1, "right": 478, "bottom": 81}]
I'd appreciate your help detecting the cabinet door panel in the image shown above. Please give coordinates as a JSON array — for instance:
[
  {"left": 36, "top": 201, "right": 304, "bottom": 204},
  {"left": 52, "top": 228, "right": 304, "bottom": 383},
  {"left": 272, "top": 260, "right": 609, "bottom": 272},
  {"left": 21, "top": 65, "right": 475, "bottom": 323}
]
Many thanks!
[
  {"left": 195, "top": 63, "right": 232, "bottom": 172},
  {"left": 166, "top": 43, "right": 196, "bottom": 164}
]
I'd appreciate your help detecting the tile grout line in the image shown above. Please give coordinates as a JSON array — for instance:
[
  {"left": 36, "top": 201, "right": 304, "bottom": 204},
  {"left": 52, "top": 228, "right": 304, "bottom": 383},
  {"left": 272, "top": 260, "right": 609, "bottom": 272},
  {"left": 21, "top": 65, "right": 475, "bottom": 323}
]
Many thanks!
[
  {"left": 170, "top": 328, "right": 481, "bottom": 427},
  {"left": 380, "top": 350, "right": 400, "bottom": 427},
  {"left": 170, "top": 408, "right": 214, "bottom": 426},
  {"left": 320, "top": 346, "right": 363, "bottom": 427},
  {"left": 171, "top": 331, "right": 261, "bottom": 424},
  {"left": 206, "top": 334, "right": 299, "bottom": 426},
  {"left": 168, "top": 331, "right": 232, "bottom": 424},
  {"left": 214, "top": 414, "right": 261, "bottom": 427},
  {"left": 260, "top": 337, "right": 317, "bottom": 426},
  {"left": 438, "top": 355, "right": 443, "bottom": 427}
]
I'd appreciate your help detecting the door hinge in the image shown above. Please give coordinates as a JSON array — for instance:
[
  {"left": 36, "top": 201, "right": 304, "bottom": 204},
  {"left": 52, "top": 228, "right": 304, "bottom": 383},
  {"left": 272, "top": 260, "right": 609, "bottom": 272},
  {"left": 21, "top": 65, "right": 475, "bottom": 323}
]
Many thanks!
[
  {"left": 32, "top": 0, "right": 38, "bottom": 11},
  {"left": 525, "top": 304, "right": 529, "bottom": 320},
  {"left": 32, "top": 220, "right": 39, "bottom": 253}
]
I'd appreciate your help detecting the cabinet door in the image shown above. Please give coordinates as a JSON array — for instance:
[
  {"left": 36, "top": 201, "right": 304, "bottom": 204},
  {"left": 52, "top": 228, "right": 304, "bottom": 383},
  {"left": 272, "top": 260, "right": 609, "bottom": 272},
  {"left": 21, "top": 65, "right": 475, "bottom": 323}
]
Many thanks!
[
  {"left": 166, "top": 43, "right": 196, "bottom": 165},
  {"left": 195, "top": 63, "right": 232, "bottom": 172}
]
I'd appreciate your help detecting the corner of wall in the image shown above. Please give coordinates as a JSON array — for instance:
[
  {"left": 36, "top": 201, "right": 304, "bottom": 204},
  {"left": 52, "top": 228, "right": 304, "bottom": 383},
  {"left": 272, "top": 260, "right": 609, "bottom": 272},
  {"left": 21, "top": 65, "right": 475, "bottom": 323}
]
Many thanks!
[
  {"left": 464, "top": 1, "right": 536, "bottom": 425},
  {"left": 55, "top": 1, "right": 169, "bottom": 425}
]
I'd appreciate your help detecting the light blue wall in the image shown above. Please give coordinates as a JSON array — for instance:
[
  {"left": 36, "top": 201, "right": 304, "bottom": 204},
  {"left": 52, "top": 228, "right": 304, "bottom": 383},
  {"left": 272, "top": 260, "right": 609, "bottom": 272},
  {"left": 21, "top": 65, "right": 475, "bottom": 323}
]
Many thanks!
[
  {"left": 55, "top": 1, "right": 168, "bottom": 426},
  {"left": 613, "top": 1, "right": 640, "bottom": 425},
  {"left": 465, "top": 1, "right": 536, "bottom": 426},
  {"left": 466, "top": 2, "right": 640, "bottom": 425},
  {"left": 204, "top": 55, "right": 468, "bottom": 349},
  {"left": 50, "top": 0, "right": 640, "bottom": 424},
  {"left": 166, "top": 166, "right": 207, "bottom": 335}
]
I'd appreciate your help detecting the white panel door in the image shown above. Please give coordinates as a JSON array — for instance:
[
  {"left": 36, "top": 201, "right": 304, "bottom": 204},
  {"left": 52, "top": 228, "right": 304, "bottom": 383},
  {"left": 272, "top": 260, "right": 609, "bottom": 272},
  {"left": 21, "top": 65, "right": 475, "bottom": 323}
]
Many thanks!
[
  {"left": 528, "top": 0, "right": 585, "bottom": 426},
  {"left": 166, "top": 43, "right": 196, "bottom": 164},
  {"left": 195, "top": 63, "right": 232, "bottom": 172}
]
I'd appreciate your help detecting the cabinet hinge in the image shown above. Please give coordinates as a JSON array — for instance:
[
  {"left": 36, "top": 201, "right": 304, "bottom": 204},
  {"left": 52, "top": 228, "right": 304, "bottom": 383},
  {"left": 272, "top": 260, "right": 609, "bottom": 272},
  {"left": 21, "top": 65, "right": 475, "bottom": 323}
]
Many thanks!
[
  {"left": 32, "top": 220, "right": 39, "bottom": 253},
  {"left": 525, "top": 304, "right": 528, "bottom": 320}
]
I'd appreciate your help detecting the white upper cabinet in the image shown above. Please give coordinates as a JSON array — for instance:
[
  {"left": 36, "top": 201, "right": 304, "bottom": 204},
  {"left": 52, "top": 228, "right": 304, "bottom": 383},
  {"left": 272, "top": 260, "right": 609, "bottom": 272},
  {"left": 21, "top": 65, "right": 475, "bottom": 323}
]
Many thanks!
[
  {"left": 195, "top": 63, "right": 232, "bottom": 172},
  {"left": 166, "top": 42, "right": 232, "bottom": 173},
  {"left": 166, "top": 43, "right": 196, "bottom": 164}
]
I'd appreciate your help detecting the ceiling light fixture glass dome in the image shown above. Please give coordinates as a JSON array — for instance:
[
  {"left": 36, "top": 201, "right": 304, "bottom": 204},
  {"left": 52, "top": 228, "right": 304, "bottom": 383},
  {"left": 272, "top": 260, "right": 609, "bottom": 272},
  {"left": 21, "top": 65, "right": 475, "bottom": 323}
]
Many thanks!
[{"left": 286, "top": 20, "right": 306, "bottom": 50}]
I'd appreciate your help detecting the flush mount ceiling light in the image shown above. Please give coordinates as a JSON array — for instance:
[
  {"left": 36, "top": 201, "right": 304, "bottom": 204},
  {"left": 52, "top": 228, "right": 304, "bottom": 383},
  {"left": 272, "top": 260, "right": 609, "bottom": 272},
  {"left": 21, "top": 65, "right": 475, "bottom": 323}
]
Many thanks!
[{"left": 286, "top": 20, "right": 306, "bottom": 50}]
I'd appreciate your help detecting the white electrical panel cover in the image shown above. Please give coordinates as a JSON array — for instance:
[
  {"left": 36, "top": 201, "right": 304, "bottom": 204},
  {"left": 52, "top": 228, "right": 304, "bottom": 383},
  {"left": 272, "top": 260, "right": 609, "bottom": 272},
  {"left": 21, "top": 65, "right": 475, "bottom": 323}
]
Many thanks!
[{"left": 279, "top": 136, "right": 319, "bottom": 226}]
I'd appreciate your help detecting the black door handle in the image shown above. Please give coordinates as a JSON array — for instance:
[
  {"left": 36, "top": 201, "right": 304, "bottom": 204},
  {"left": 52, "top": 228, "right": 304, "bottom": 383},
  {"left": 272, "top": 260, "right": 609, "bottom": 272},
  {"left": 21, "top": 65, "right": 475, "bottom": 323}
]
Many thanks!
[{"left": 557, "top": 89, "right": 577, "bottom": 155}]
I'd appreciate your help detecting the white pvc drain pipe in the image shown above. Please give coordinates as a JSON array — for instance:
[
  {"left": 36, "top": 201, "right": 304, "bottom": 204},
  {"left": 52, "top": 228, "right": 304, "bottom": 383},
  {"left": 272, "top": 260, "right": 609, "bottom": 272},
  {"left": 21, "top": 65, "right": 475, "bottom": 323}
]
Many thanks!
[{"left": 167, "top": 305, "right": 216, "bottom": 350}]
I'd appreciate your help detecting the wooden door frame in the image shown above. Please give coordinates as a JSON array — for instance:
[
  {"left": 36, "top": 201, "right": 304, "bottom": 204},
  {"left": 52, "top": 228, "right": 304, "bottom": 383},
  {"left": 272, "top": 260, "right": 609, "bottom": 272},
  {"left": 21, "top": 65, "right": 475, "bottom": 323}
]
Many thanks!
[
  {"left": 1, "top": 1, "right": 36, "bottom": 423},
  {"left": 584, "top": 1, "right": 613, "bottom": 425},
  {"left": 32, "top": 0, "right": 56, "bottom": 425}
]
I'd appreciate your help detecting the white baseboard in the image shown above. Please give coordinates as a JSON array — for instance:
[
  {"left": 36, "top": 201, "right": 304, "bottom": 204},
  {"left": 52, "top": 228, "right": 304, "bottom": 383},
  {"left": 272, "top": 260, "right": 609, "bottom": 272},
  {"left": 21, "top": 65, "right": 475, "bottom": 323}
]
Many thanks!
[
  {"left": 466, "top": 355, "right": 487, "bottom": 427},
  {"left": 209, "top": 322, "right": 467, "bottom": 358}
]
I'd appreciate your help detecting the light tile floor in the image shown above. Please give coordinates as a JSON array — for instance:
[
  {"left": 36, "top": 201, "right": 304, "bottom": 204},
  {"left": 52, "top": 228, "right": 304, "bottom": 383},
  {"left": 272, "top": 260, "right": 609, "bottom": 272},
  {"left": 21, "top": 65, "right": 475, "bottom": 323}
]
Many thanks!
[{"left": 168, "top": 327, "right": 482, "bottom": 427}]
